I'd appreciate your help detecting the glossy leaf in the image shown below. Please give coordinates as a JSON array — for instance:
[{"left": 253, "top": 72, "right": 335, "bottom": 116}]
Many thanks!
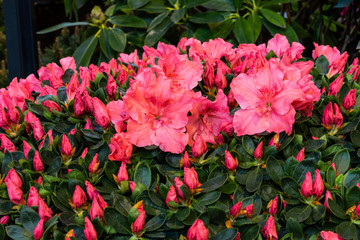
[{"left": 73, "top": 35, "right": 98, "bottom": 67}]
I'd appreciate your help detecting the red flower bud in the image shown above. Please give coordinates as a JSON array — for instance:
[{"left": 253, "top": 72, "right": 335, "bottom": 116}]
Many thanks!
[
  {"left": 324, "top": 190, "right": 333, "bottom": 210},
  {"left": 254, "top": 141, "right": 263, "bottom": 159},
  {"left": 4, "top": 169, "right": 22, "bottom": 188},
  {"left": 91, "top": 97, "right": 110, "bottom": 129},
  {"left": 61, "top": 135, "right": 73, "bottom": 157},
  {"left": 0, "top": 134, "right": 17, "bottom": 152},
  {"left": 230, "top": 201, "right": 242, "bottom": 218},
  {"left": 0, "top": 215, "right": 9, "bottom": 225},
  {"left": 27, "top": 186, "right": 40, "bottom": 207},
  {"left": 35, "top": 176, "right": 43, "bottom": 185},
  {"left": 132, "top": 211, "right": 146, "bottom": 234},
  {"left": 343, "top": 89, "right": 356, "bottom": 110},
  {"left": 129, "top": 181, "right": 136, "bottom": 192},
  {"left": 269, "top": 134, "right": 280, "bottom": 149},
  {"left": 243, "top": 204, "right": 254, "bottom": 217},
  {"left": 333, "top": 103, "right": 343, "bottom": 127},
  {"left": 81, "top": 148, "right": 89, "bottom": 159},
  {"left": 224, "top": 150, "right": 238, "bottom": 171},
  {"left": 84, "top": 118, "right": 94, "bottom": 130},
  {"left": 33, "top": 219, "right": 44, "bottom": 240},
  {"left": 215, "top": 134, "right": 225, "bottom": 145},
  {"left": 174, "top": 177, "right": 185, "bottom": 199},
  {"left": 25, "top": 112, "right": 45, "bottom": 141},
  {"left": 313, "top": 169, "right": 324, "bottom": 197},
  {"left": 328, "top": 74, "right": 343, "bottom": 96},
  {"left": 166, "top": 185, "right": 178, "bottom": 207},
  {"left": 65, "top": 229, "right": 75, "bottom": 240},
  {"left": 23, "top": 141, "right": 32, "bottom": 160},
  {"left": 192, "top": 134, "right": 207, "bottom": 158},
  {"left": 296, "top": 147, "right": 305, "bottom": 162},
  {"left": 108, "top": 133, "right": 133, "bottom": 163},
  {"left": 356, "top": 203, "right": 360, "bottom": 217},
  {"left": 38, "top": 197, "right": 53, "bottom": 221},
  {"left": 183, "top": 151, "right": 191, "bottom": 168},
  {"left": 117, "top": 162, "right": 129, "bottom": 183},
  {"left": 85, "top": 181, "right": 98, "bottom": 201},
  {"left": 73, "top": 185, "right": 87, "bottom": 208},
  {"left": 90, "top": 195, "right": 104, "bottom": 220},
  {"left": 187, "top": 219, "right": 209, "bottom": 240},
  {"left": 69, "top": 128, "right": 76, "bottom": 135},
  {"left": 39, "top": 129, "right": 53, "bottom": 149},
  {"left": 33, "top": 151, "right": 44, "bottom": 172},
  {"left": 261, "top": 215, "right": 278, "bottom": 240},
  {"left": 320, "top": 231, "right": 343, "bottom": 240},
  {"left": 184, "top": 167, "right": 200, "bottom": 190},
  {"left": 301, "top": 172, "right": 313, "bottom": 198},
  {"left": 322, "top": 103, "right": 334, "bottom": 128},
  {"left": 42, "top": 100, "right": 61, "bottom": 113},
  {"left": 331, "top": 163, "right": 337, "bottom": 176},
  {"left": 234, "top": 232, "right": 240, "bottom": 240},
  {"left": 89, "top": 153, "right": 100, "bottom": 174},
  {"left": 269, "top": 196, "right": 278, "bottom": 215},
  {"left": 84, "top": 217, "right": 97, "bottom": 240}
]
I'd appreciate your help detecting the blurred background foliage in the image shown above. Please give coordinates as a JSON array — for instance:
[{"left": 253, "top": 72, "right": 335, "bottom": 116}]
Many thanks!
[
  {"left": 36, "top": 0, "right": 360, "bottom": 67},
  {"left": 1, "top": 0, "right": 360, "bottom": 86}
]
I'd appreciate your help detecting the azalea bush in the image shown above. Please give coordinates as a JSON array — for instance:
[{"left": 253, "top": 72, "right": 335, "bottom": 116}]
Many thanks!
[{"left": 1, "top": 34, "right": 360, "bottom": 240}]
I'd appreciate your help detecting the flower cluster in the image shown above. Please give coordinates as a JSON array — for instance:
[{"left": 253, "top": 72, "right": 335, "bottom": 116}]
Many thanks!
[{"left": 0, "top": 34, "right": 359, "bottom": 240}]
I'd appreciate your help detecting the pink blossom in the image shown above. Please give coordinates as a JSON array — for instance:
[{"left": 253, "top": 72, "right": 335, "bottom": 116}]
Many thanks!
[
  {"left": 231, "top": 61, "right": 303, "bottom": 136},
  {"left": 0, "top": 134, "right": 17, "bottom": 152},
  {"left": 106, "top": 100, "right": 127, "bottom": 132},
  {"left": 186, "top": 90, "right": 232, "bottom": 146},
  {"left": 124, "top": 69, "right": 194, "bottom": 153},
  {"left": 312, "top": 43, "right": 348, "bottom": 77},
  {"left": 108, "top": 132, "right": 133, "bottom": 163},
  {"left": 328, "top": 74, "right": 343, "bottom": 96}
]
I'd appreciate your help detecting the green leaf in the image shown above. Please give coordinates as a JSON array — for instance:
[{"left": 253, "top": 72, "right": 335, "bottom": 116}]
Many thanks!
[
  {"left": 73, "top": 35, "right": 98, "bottom": 67},
  {"left": 108, "top": 28, "right": 127, "bottom": 52},
  {"left": 170, "top": 8, "right": 185, "bottom": 23},
  {"left": 99, "top": 29, "right": 114, "bottom": 59},
  {"left": 1, "top": 151, "right": 13, "bottom": 176},
  {"left": 266, "top": 157, "right": 284, "bottom": 185},
  {"left": 145, "top": 18, "right": 173, "bottom": 47},
  {"left": 103, "top": 207, "right": 131, "bottom": 234},
  {"left": 337, "top": 117, "right": 360, "bottom": 134},
  {"left": 336, "top": 221, "right": 357, "bottom": 239},
  {"left": 344, "top": 169, "right": 360, "bottom": 189},
  {"left": 311, "top": 205, "right": 325, "bottom": 222},
  {"left": 196, "top": 191, "right": 221, "bottom": 205},
  {"left": 327, "top": 199, "right": 347, "bottom": 219},
  {"left": 208, "top": 207, "right": 227, "bottom": 225},
  {"left": 285, "top": 205, "right": 312, "bottom": 222},
  {"left": 113, "top": 194, "right": 132, "bottom": 217},
  {"left": 176, "top": 207, "right": 190, "bottom": 221},
  {"left": 262, "top": 20, "right": 298, "bottom": 43},
  {"left": 281, "top": 177, "right": 301, "bottom": 198},
  {"left": 189, "top": 11, "right": 225, "bottom": 24},
  {"left": 185, "top": 0, "right": 212, "bottom": 8},
  {"left": 37, "top": 22, "right": 89, "bottom": 34},
  {"left": 211, "top": 19, "right": 235, "bottom": 39},
  {"left": 110, "top": 15, "right": 147, "bottom": 28},
  {"left": 303, "top": 139, "right": 326, "bottom": 152},
  {"left": 333, "top": 149, "right": 350, "bottom": 175},
  {"left": 200, "top": 174, "right": 228, "bottom": 192},
  {"left": 211, "top": 228, "right": 238, "bottom": 240},
  {"left": 20, "top": 206, "right": 40, "bottom": 234},
  {"left": 128, "top": 0, "right": 150, "bottom": 9},
  {"left": 145, "top": 214, "right": 166, "bottom": 231},
  {"left": 201, "top": 0, "right": 236, "bottom": 11},
  {"left": 240, "top": 225, "right": 260, "bottom": 240},
  {"left": 260, "top": 8, "right": 286, "bottom": 28},
  {"left": 246, "top": 167, "right": 263, "bottom": 192},
  {"left": 286, "top": 218, "right": 303, "bottom": 240},
  {"left": 292, "top": 159, "right": 315, "bottom": 183},
  {"left": 148, "top": 11, "right": 170, "bottom": 31},
  {"left": 248, "top": 13, "right": 262, "bottom": 42},
  {"left": 242, "top": 136, "right": 255, "bottom": 155},
  {"left": 134, "top": 162, "right": 152, "bottom": 189},
  {"left": 346, "top": 186, "right": 360, "bottom": 208},
  {"left": 315, "top": 55, "right": 329, "bottom": 75},
  {"left": 234, "top": 17, "right": 254, "bottom": 43},
  {"left": 5, "top": 225, "right": 32, "bottom": 240},
  {"left": 261, "top": 0, "right": 300, "bottom": 7}
]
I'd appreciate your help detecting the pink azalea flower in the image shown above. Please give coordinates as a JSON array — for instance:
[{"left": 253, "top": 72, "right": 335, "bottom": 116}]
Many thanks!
[
  {"left": 106, "top": 100, "right": 127, "bottom": 132},
  {"left": 231, "top": 61, "right": 303, "bottom": 136},
  {"left": 312, "top": 43, "right": 349, "bottom": 77},
  {"left": 124, "top": 69, "right": 194, "bottom": 153},
  {"left": 186, "top": 90, "right": 232, "bottom": 146}
]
